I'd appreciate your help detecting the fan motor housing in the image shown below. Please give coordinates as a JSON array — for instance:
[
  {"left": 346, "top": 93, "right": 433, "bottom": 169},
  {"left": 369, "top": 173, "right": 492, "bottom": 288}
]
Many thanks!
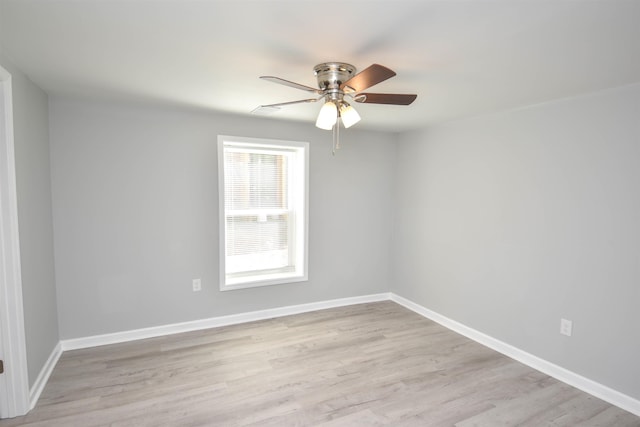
[{"left": 314, "top": 62, "right": 356, "bottom": 92}]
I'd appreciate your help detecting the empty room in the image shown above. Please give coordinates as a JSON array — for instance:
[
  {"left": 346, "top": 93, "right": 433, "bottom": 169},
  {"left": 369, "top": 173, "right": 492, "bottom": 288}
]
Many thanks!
[{"left": 0, "top": 0, "right": 639, "bottom": 425}]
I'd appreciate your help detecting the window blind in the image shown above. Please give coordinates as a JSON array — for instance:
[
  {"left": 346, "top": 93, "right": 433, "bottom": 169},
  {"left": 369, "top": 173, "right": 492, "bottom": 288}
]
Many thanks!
[{"left": 224, "top": 148, "right": 294, "bottom": 277}]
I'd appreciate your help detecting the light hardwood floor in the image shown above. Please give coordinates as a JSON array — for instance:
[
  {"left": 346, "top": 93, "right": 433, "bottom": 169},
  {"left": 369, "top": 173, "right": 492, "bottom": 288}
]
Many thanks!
[{"left": 1, "top": 301, "right": 639, "bottom": 426}]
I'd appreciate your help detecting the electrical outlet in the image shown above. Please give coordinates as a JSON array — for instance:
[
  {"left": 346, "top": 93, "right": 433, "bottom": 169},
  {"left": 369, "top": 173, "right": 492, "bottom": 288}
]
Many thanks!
[
  {"left": 560, "top": 318, "right": 572, "bottom": 336},
  {"left": 192, "top": 278, "right": 202, "bottom": 292}
]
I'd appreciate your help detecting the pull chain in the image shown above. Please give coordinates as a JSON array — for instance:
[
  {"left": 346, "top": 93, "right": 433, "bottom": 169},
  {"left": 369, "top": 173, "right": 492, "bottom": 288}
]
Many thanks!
[{"left": 332, "top": 119, "right": 341, "bottom": 155}]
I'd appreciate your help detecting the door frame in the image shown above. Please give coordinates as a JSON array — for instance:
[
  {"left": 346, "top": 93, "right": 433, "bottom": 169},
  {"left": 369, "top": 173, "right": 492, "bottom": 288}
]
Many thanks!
[{"left": 0, "top": 64, "right": 30, "bottom": 418}]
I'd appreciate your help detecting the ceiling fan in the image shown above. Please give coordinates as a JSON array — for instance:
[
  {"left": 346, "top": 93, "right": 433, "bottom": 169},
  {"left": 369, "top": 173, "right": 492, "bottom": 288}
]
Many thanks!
[{"left": 253, "top": 62, "right": 417, "bottom": 137}]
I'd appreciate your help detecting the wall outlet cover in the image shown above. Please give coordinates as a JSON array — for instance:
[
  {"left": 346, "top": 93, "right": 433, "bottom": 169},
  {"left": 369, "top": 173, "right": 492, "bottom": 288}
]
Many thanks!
[{"left": 560, "top": 318, "right": 573, "bottom": 336}]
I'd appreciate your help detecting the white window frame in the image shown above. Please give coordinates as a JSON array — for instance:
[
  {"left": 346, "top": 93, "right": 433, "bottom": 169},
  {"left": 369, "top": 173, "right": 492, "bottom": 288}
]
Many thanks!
[{"left": 217, "top": 135, "right": 309, "bottom": 291}]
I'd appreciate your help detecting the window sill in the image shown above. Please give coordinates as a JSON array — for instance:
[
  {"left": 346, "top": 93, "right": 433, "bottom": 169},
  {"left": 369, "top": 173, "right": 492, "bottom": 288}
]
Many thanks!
[{"left": 220, "top": 272, "right": 308, "bottom": 291}]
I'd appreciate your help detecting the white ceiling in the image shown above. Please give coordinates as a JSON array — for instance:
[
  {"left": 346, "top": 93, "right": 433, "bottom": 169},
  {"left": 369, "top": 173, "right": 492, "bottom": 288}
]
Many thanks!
[{"left": 1, "top": 0, "right": 639, "bottom": 132}]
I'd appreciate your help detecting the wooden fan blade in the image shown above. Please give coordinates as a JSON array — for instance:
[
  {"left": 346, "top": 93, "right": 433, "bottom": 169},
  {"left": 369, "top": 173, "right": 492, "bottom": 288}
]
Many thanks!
[
  {"left": 260, "top": 76, "right": 322, "bottom": 94},
  {"left": 340, "top": 64, "right": 396, "bottom": 92},
  {"left": 353, "top": 93, "right": 417, "bottom": 105}
]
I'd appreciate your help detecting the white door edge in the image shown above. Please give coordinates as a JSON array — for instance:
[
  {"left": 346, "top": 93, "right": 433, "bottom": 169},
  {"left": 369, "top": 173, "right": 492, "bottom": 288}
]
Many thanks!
[{"left": 0, "top": 65, "right": 31, "bottom": 418}]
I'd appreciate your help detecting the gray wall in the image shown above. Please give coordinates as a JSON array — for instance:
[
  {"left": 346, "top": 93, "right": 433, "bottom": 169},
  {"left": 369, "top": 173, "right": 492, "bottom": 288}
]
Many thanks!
[
  {"left": 0, "top": 55, "right": 59, "bottom": 388},
  {"left": 49, "top": 98, "right": 395, "bottom": 339},
  {"left": 392, "top": 83, "right": 640, "bottom": 400}
]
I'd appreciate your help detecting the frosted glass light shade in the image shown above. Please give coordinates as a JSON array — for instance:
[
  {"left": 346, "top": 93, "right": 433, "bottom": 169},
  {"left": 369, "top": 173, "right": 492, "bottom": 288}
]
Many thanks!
[
  {"left": 339, "top": 103, "right": 361, "bottom": 128},
  {"left": 315, "top": 101, "right": 338, "bottom": 130}
]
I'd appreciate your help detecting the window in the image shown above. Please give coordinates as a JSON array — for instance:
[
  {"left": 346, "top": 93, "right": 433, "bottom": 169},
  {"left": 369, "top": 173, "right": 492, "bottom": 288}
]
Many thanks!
[{"left": 218, "top": 135, "right": 309, "bottom": 290}]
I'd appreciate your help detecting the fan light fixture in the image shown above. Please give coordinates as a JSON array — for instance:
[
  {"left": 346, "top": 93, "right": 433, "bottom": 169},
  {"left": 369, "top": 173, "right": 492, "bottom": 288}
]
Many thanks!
[
  {"left": 315, "top": 101, "right": 338, "bottom": 130},
  {"left": 315, "top": 100, "right": 361, "bottom": 130},
  {"left": 315, "top": 100, "right": 361, "bottom": 153},
  {"left": 339, "top": 102, "right": 361, "bottom": 128}
]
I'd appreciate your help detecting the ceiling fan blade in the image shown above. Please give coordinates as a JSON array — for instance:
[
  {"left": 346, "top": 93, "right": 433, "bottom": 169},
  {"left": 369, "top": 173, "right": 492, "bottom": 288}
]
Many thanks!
[
  {"left": 353, "top": 93, "right": 417, "bottom": 105},
  {"left": 252, "top": 97, "right": 320, "bottom": 115},
  {"left": 340, "top": 64, "right": 396, "bottom": 92},
  {"left": 260, "top": 76, "right": 322, "bottom": 94},
  {"left": 260, "top": 98, "right": 320, "bottom": 108}
]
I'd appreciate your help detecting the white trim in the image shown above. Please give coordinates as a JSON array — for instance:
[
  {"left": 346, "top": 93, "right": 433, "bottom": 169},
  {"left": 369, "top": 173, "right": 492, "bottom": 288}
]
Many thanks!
[
  {"left": 0, "top": 65, "right": 30, "bottom": 418},
  {"left": 29, "top": 342, "right": 62, "bottom": 410},
  {"left": 61, "top": 293, "right": 390, "bottom": 351},
  {"left": 389, "top": 293, "right": 640, "bottom": 417},
  {"left": 217, "top": 135, "right": 309, "bottom": 291}
]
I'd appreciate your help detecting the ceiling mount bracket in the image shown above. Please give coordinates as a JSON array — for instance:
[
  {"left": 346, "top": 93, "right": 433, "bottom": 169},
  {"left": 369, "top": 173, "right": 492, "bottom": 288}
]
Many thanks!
[{"left": 313, "top": 62, "right": 356, "bottom": 91}]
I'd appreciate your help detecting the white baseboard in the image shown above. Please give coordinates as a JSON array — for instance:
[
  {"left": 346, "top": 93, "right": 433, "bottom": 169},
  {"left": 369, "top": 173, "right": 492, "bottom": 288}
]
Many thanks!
[
  {"left": 61, "top": 293, "right": 391, "bottom": 351},
  {"left": 29, "top": 341, "right": 62, "bottom": 410},
  {"left": 389, "top": 293, "right": 640, "bottom": 417}
]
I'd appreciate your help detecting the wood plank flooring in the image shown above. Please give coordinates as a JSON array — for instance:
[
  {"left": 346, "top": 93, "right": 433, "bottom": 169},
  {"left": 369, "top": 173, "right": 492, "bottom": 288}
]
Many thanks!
[{"left": 1, "top": 301, "right": 638, "bottom": 426}]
